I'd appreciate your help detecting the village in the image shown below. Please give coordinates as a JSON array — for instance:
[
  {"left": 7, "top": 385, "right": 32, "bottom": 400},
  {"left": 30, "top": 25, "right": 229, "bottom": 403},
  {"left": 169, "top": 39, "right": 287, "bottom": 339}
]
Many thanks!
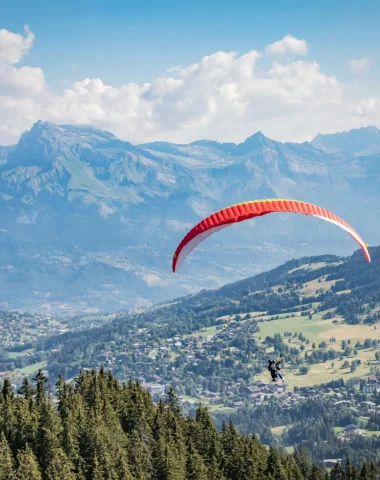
[{"left": 1, "top": 309, "right": 380, "bottom": 446}]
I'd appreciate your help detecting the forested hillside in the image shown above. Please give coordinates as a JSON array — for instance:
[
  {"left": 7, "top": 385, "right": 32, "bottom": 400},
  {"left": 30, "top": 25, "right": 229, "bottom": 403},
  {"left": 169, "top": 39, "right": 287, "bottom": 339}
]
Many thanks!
[
  {"left": 18, "top": 246, "right": 377, "bottom": 381},
  {"left": 0, "top": 368, "right": 377, "bottom": 479}
]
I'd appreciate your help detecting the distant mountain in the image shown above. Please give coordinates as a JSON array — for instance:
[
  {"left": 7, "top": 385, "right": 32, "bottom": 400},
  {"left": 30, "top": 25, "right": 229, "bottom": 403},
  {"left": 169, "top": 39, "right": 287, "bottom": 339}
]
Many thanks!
[
  {"left": 1, "top": 121, "right": 380, "bottom": 314},
  {"left": 311, "top": 125, "right": 380, "bottom": 156}
]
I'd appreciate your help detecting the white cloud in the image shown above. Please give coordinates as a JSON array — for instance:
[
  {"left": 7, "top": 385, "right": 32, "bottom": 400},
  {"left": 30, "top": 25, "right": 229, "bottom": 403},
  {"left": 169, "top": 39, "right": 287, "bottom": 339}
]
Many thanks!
[
  {"left": 265, "top": 35, "right": 308, "bottom": 57},
  {"left": 348, "top": 56, "right": 372, "bottom": 74},
  {"left": 0, "top": 63, "right": 45, "bottom": 95},
  {"left": 0, "top": 25, "right": 35, "bottom": 64},
  {"left": 352, "top": 97, "right": 380, "bottom": 117},
  {"left": 0, "top": 28, "right": 378, "bottom": 146}
]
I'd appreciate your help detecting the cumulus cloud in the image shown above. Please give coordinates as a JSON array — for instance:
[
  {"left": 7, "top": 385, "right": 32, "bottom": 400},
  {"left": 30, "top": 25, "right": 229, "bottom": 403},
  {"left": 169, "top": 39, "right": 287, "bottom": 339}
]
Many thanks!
[
  {"left": 348, "top": 56, "right": 372, "bottom": 74},
  {"left": 265, "top": 34, "right": 308, "bottom": 57},
  {"left": 0, "top": 63, "right": 45, "bottom": 95},
  {"left": 0, "top": 26, "right": 45, "bottom": 105},
  {"left": 42, "top": 49, "right": 340, "bottom": 144},
  {"left": 0, "top": 25, "right": 35, "bottom": 64},
  {"left": 0, "top": 27, "right": 378, "bottom": 145},
  {"left": 353, "top": 97, "right": 380, "bottom": 117}
]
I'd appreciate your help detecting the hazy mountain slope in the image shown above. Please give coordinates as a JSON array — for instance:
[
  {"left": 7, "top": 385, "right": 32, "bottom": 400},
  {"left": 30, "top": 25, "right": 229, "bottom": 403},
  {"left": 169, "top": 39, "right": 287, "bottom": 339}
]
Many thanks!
[
  {"left": 311, "top": 125, "right": 380, "bottom": 156},
  {"left": 0, "top": 121, "right": 379, "bottom": 313}
]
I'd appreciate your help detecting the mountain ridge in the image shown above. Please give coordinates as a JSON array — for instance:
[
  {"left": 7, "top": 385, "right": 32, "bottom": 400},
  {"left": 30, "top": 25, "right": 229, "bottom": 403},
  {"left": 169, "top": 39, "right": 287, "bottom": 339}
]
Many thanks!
[
  {"left": 0, "top": 121, "right": 379, "bottom": 314},
  {"left": 311, "top": 125, "right": 380, "bottom": 156}
]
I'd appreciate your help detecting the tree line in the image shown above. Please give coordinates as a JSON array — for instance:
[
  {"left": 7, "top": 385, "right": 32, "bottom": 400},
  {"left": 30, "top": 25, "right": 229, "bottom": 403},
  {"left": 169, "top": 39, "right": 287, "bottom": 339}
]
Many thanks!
[{"left": 0, "top": 367, "right": 377, "bottom": 479}]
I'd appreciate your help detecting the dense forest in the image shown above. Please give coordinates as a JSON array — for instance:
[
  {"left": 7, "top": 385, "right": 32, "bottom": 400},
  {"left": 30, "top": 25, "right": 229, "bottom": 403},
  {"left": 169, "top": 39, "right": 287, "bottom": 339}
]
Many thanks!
[
  {"left": 0, "top": 368, "right": 377, "bottom": 480},
  {"left": 214, "top": 390, "right": 380, "bottom": 467}
]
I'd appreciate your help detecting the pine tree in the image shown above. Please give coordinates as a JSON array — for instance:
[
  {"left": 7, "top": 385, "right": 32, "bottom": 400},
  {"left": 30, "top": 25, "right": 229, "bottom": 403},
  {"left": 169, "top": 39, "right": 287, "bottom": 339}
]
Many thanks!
[
  {"left": 309, "top": 464, "right": 324, "bottom": 480},
  {"left": 293, "top": 445, "right": 311, "bottom": 479},
  {"left": 221, "top": 421, "right": 245, "bottom": 480},
  {"left": 91, "top": 455, "right": 105, "bottom": 480},
  {"left": 266, "top": 446, "right": 287, "bottom": 480},
  {"left": 186, "top": 436, "right": 208, "bottom": 480},
  {"left": 330, "top": 462, "right": 343, "bottom": 480},
  {"left": 114, "top": 451, "right": 133, "bottom": 480},
  {"left": 368, "top": 463, "right": 377, "bottom": 480},
  {"left": 192, "top": 407, "right": 223, "bottom": 479},
  {"left": 56, "top": 376, "right": 84, "bottom": 478},
  {"left": 35, "top": 396, "right": 76, "bottom": 480},
  {"left": 18, "top": 378, "right": 35, "bottom": 401},
  {"left": 360, "top": 463, "right": 369, "bottom": 480},
  {"left": 45, "top": 445, "right": 76, "bottom": 480},
  {"left": 127, "top": 428, "right": 153, "bottom": 480},
  {"left": 152, "top": 399, "right": 186, "bottom": 480},
  {"left": 16, "top": 444, "right": 42, "bottom": 480},
  {"left": 34, "top": 370, "right": 48, "bottom": 409},
  {"left": 0, "top": 433, "right": 15, "bottom": 479},
  {"left": 239, "top": 437, "right": 259, "bottom": 480},
  {"left": 2, "top": 378, "right": 14, "bottom": 401},
  {"left": 345, "top": 457, "right": 357, "bottom": 480}
]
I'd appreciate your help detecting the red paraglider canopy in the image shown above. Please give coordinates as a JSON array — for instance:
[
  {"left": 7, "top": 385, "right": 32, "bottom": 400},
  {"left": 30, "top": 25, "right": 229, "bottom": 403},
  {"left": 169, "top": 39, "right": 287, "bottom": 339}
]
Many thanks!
[{"left": 172, "top": 198, "right": 370, "bottom": 272}]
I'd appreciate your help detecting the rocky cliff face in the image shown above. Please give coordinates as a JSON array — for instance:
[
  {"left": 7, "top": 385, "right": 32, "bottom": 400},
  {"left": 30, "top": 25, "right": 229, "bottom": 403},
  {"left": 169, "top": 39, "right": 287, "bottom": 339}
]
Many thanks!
[{"left": 1, "top": 121, "right": 379, "bottom": 314}]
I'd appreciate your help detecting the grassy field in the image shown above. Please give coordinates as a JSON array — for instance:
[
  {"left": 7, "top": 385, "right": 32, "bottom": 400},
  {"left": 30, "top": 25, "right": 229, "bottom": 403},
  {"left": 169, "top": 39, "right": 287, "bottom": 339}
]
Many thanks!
[
  {"left": 208, "top": 404, "right": 235, "bottom": 413},
  {"left": 187, "top": 324, "right": 223, "bottom": 338},
  {"left": 288, "top": 262, "right": 329, "bottom": 273},
  {"left": 258, "top": 314, "right": 328, "bottom": 341},
  {"left": 285, "top": 446, "right": 294, "bottom": 454},
  {"left": 333, "top": 427, "right": 344, "bottom": 435},
  {"left": 256, "top": 315, "right": 380, "bottom": 387},
  {"left": 19, "top": 361, "right": 48, "bottom": 375},
  {"left": 7, "top": 349, "right": 35, "bottom": 359},
  {"left": 271, "top": 425, "right": 290, "bottom": 436},
  {"left": 300, "top": 278, "right": 340, "bottom": 297}
]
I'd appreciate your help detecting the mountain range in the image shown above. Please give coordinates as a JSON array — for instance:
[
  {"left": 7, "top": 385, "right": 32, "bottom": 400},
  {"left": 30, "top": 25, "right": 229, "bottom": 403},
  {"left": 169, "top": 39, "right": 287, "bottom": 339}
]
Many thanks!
[{"left": 0, "top": 122, "right": 379, "bottom": 314}]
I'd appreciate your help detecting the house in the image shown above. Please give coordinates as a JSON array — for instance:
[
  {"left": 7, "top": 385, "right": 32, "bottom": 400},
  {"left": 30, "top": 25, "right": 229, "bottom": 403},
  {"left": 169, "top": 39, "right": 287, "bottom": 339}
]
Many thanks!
[
  {"left": 255, "top": 380, "right": 266, "bottom": 387},
  {"left": 345, "top": 424, "right": 359, "bottom": 431},
  {"left": 363, "top": 383, "right": 376, "bottom": 394},
  {"left": 345, "top": 428, "right": 364, "bottom": 437},
  {"left": 248, "top": 386, "right": 261, "bottom": 394},
  {"left": 149, "top": 384, "right": 165, "bottom": 396},
  {"left": 360, "top": 401, "right": 376, "bottom": 411},
  {"left": 334, "top": 400, "right": 351, "bottom": 406},
  {"left": 344, "top": 424, "right": 364, "bottom": 437},
  {"left": 368, "top": 376, "right": 377, "bottom": 384},
  {"left": 323, "top": 459, "right": 342, "bottom": 468}
]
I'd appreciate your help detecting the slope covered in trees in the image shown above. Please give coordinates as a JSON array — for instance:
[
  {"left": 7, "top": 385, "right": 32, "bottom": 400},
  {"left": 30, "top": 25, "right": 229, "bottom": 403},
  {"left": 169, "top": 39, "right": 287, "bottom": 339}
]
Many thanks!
[
  {"left": 15, "top": 246, "right": 378, "bottom": 382},
  {"left": 0, "top": 368, "right": 377, "bottom": 480}
]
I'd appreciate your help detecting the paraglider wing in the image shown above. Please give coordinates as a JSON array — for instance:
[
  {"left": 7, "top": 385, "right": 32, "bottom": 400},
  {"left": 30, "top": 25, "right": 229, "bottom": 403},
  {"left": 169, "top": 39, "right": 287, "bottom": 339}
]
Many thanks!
[{"left": 172, "top": 198, "right": 370, "bottom": 272}]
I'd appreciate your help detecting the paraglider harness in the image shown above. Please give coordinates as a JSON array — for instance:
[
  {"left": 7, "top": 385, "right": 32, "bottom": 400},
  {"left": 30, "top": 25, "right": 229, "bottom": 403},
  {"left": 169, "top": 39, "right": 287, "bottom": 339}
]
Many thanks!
[{"left": 267, "top": 355, "right": 284, "bottom": 382}]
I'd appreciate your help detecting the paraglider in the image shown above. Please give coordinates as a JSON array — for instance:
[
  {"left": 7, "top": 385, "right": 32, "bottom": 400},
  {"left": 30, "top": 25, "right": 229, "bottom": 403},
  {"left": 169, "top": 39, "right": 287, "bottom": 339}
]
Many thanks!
[
  {"left": 267, "top": 355, "right": 284, "bottom": 383},
  {"left": 172, "top": 198, "right": 370, "bottom": 272}
]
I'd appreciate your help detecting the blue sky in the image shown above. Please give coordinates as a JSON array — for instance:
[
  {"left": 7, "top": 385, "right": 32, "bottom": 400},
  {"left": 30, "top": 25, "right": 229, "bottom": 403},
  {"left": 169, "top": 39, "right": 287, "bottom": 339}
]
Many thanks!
[
  {"left": 2, "top": 0, "right": 379, "bottom": 89},
  {"left": 0, "top": 0, "right": 379, "bottom": 145}
]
